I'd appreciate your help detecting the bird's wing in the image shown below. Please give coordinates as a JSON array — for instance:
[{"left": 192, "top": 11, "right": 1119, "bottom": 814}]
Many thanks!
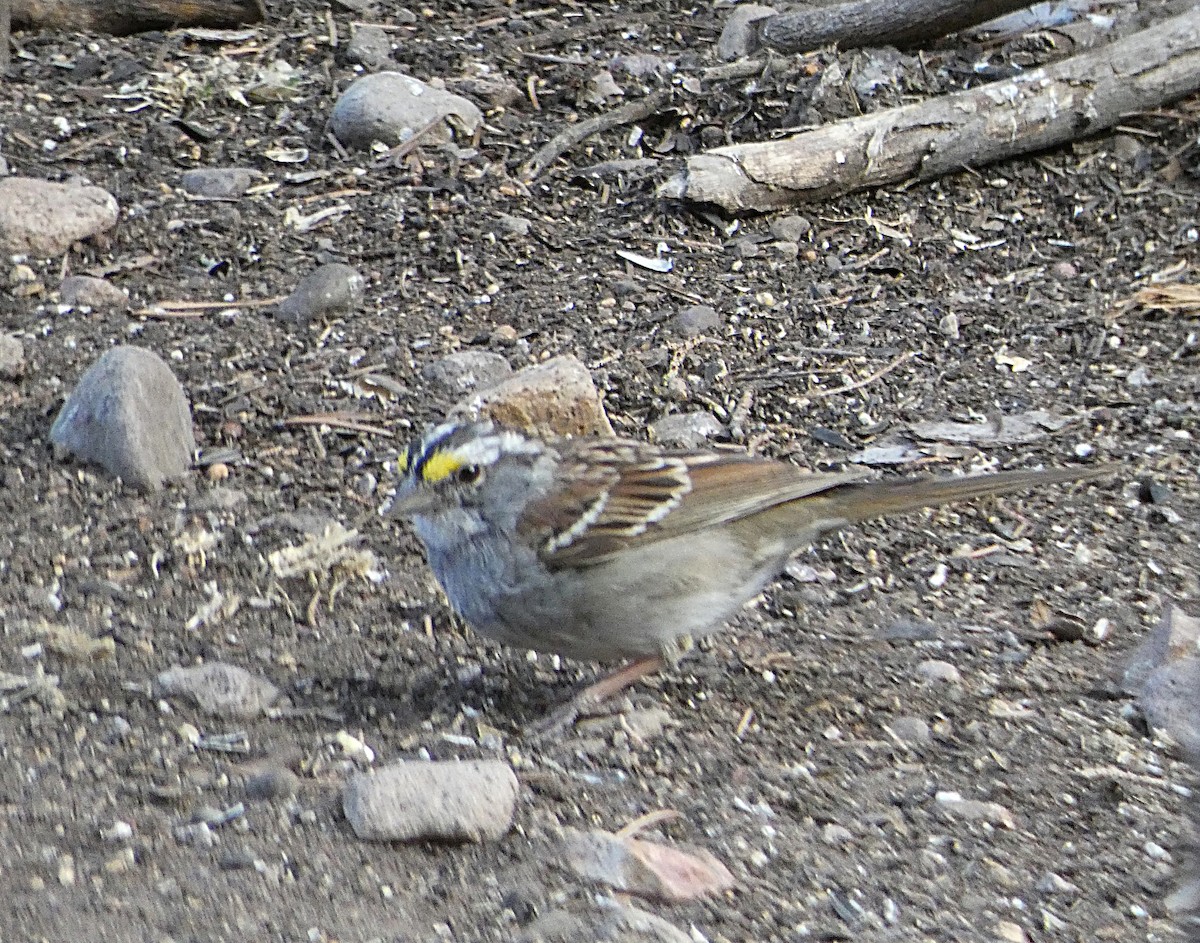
[{"left": 519, "top": 439, "right": 869, "bottom": 568}]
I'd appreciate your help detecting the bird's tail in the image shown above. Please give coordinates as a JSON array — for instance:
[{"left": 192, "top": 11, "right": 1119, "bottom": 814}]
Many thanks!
[{"left": 805, "top": 463, "right": 1118, "bottom": 528}]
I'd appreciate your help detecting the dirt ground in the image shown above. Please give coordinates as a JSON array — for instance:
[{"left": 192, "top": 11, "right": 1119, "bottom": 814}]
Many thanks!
[{"left": 1, "top": 2, "right": 1199, "bottom": 941}]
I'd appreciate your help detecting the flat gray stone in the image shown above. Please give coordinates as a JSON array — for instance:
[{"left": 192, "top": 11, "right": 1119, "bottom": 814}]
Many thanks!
[
  {"left": 670, "top": 303, "right": 722, "bottom": 337},
  {"left": 561, "top": 828, "right": 736, "bottom": 903},
  {"left": 344, "top": 24, "right": 393, "bottom": 69},
  {"left": 156, "top": 663, "right": 282, "bottom": 719},
  {"left": 887, "top": 715, "right": 932, "bottom": 746},
  {"left": 343, "top": 759, "right": 518, "bottom": 843},
  {"left": 717, "top": 4, "right": 776, "bottom": 61},
  {"left": 423, "top": 350, "right": 511, "bottom": 394},
  {"left": 331, "top": 72, "right": 483, "bottom": 149},
  {"left": 50, "top": 346, "right": 195, "bottom": 491},
  {"left": 0, "top": 177, "right": 119, "bottom": 257},
  {"left": 59, "top": 275, "right": 128, "bottom": 310},
  {"left": 0, "top": 335, "right": 25, "bottom": 380},
  {"left": 770, "top": 215, "right": 812, "bottom": 242},
  {"left": 1129, "top": 609, "right": 1200, "bottom": 758},
  {"left": 276, "top": 263, "right": 365, "bottom": 326},
  {"left": 649, "top": 411, "right": 723, "bottom": 449},
  {"left": 916, "top": 659, "right": 962, "bottom": 684},
  {"left": 180, "top": 167, "right": 256, "bottom": 200}
]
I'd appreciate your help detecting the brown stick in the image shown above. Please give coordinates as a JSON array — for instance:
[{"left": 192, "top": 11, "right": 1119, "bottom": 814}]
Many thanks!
[
  {"left": 12, "top": 0, "right": 265, "bottom": 35},
  {"left": 757, "top": 0, "right": 1036, "bottom": 54},
  {"left": 520, "top": 89, "right": 671, "bottom": 182},
  {"left": 661, "top": 9, "right": 1200, "bottom": 214}
]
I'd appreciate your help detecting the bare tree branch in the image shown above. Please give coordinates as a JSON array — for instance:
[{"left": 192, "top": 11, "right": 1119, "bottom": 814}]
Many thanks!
[
  {"left": 662, "top": 9, "right": 1200, "bottom": 214},
  {"left": 12, "top": 0, "right": 265, "bottom": 35},
  {"left": 758, "top": 0, "right": 1043, "bottom": 54}
]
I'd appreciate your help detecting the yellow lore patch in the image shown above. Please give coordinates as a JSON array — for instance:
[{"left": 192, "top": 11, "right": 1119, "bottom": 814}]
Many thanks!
[{"left": 420, "top": 449, "right": 464, "bottom": 484}]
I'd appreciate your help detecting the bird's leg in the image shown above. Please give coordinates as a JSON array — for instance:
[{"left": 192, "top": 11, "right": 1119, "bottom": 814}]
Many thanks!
[
  {"left": 573, "top": 653, "right": 667, "bottom": 708},
  {"left": 525, "top": 636, "right": 694, "bottom": 738}
]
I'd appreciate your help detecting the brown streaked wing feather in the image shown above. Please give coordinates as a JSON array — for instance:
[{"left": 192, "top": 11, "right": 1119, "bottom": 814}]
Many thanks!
[
  {"left": 522, "top": 439, "right": 872, "bottom": 568},
  {"left": 652, "top": 456, "right": 871, "bottom": 537}
]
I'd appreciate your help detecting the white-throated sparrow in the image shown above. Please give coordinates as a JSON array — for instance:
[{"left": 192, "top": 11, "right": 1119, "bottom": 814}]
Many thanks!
[{"left": 390, "top": 419, "right": 1114, "bottom": 712}]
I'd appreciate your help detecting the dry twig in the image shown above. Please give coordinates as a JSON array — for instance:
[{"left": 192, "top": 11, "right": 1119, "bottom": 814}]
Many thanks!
[{"left": 521, "top": 89, "right": 671, "bottom": 182}]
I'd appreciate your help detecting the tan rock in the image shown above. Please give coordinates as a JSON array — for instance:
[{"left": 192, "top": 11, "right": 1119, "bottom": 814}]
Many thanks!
[{"left": 452, "top": 354, "right": 613, "bottom": 437}]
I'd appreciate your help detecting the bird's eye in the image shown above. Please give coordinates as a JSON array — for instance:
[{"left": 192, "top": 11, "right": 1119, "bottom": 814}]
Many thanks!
[{"left": 456, "top": 464, "right": 483, "bottom": 485}]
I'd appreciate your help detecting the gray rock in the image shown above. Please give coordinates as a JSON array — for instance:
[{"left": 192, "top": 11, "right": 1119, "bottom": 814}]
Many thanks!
[
  {"left": 583, "top": 70, "right": 623, "bottom": 105},
  {"left": 156, "top": 663, "right": 283, "bottom": 719},
  {"left": 560, "top": 828, "right": 735, "bottom": 903},
  {"left": 496, "top": 213, "right": 531, "bottom": 236},
  {"left": 0, "top": 177, "right": 119, "bottom": 257},
  {"left": 423, "top": 350, "right": 511, "bottom": 394},
  {"left": 670, "top": 303, "right": 722, "bottom": 337},
  {"left": 1037, "top": 871, "right": 1081, "bottom": 895},
  {"left": 180, "top": 167, "right": 255, "bottom": 200},
  {"left": 916, "top": 659, "right": 962, "bottom": 684},
  {"left": 276, "top": 263, "right": 365, "bottom": 326},
  {"left": 1125, "top": 606, "right": 1200, "bottom": 757},
  {"left": 821, "top": 823, "right": 854, "bottom": 846},
  {"left": 0, "top": 335, "right": 25, "bottom": 380},
  {"left": 452, "top": 354, "right": 613, "bottom": 437},
  {"left": 50, "top": 346, "right": 195, "bottom": 491},
  {"left": 887, "top": 715, "right": 932, "bottom": 746},
  {"left": 243, "top": 766, "right": 301, "bottom": 801},
  {"left": 343, "top": 759, "right": 518, "bottom": 843},
  {"left": 649, "top": 411, "right": 723, "bottom": 449},
  {"left": 59, "top": 275, "right": 128, "bottom": 310},
  {"left": 770, "top": 215, "right": 812, "bottom": 242},
  {"left": 331, "top": 72, "right": 483, "bottom": 149},
  {"left": 344, "top": 25, "right": 393, "bottom": 69},
  {"left": 611, "top": 53, "right": 675, "bottom": 78},
  {"left": 717, "top": 4, "right": 776, "bottom": 61},
  {"left": 935, "top": 794, "right": 1016, "bottom": 828}
]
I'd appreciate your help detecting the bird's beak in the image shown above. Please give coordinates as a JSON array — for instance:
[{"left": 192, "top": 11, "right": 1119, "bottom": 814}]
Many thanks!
[{"left": 386, "top": 481, "right": 439, "bottom": 518}]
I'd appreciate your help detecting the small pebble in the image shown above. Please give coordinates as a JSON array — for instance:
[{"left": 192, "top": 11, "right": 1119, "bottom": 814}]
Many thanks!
[
  {"left": 1036, "top": 871, "right": 1080, "bottom": 894},
  {"left": 156, "top": 662, "right": 282, "bottom": 719},
  {"left": 59, "top": 274, "right": 128, "bottom": 310},
  {"left": 275, "top": 263, "right": 364, "bottom": 326},
  {"left": 343, "top": 759, "right": 518, "bottom": 843},
  {"left": 649, "top": 411, "right": 724, "bottom": 449},
  {"left": 331, "top": 72, "right": 483, "bottom": 149},
  {"left": 716, "top": 3, "right": 776, "bottom": 60},
  {"left": 670, "top": 303, "right": 722, "bottom": 337},
  {"left": 770, "top": 215, "right": 812, "bottom": 242},
  {"left": 916, "top": 659, "right": 961, "bottom": 684},
  {"left": 887, "top": 715, "right": 932, "bottom": 746},
  {"left": 344, "top": 24, "right": 393, "bottom": 69},
  {"left": 561, "top": 827, "right": 735, "bottom": 903},
  {"left": 0, "top": 176, "right": 119, "bottom": 256},
  {"left": 180, "top": 167, "right": 255, "bottom": 200},
  {"left": 936, "top": 795, "right": 1016, "bottom": 828},
  {"left": 218, "top": 848, "right": 259, "bottom": 871},
  {"left": 422, "top": 350, "right": 511, "bottom": 394},
  {"left": 244, "top": 767, "right": 300, "bottom": 801},
  {"left": 451, "top": 354, "right": 613, "bottom": 438},
  {"left": 496, "top": 214, "right": 531, "bottom": 237},
  {"left": 0, "top": 334, "right": 25, "bottom": 380},
  {"left": 994, "top": 921, "right": 1027, "bottom": 943}
]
